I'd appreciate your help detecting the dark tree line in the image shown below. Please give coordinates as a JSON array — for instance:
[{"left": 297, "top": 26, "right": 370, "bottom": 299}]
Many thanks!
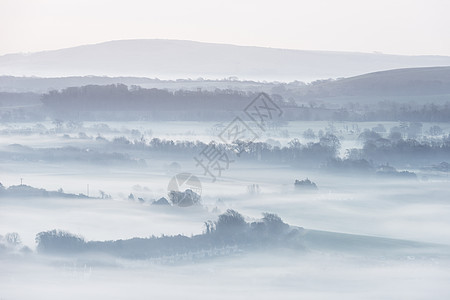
[
  {"left": 41, "top": 84, "right": 266, "bottom": 112},
  {"left": 348, "top": 131, "right": 450, "bottom": 167},
  {"left": 35, "top": 210, "right": 301, "bottom": 259},
  {"left": 104, "top": 133, "right": 342, "bottom": 168},
  {"left": 1, "top": 82, "right": 449, "bottom": 122},
  {"left": 359, "top": 102, "right": 450, "bottom": 122}
]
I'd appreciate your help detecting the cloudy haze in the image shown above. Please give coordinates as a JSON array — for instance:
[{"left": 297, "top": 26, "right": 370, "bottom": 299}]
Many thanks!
[
  {"left": 1, "top": 0, "right": 450, "bottom": 56},
  {"left": 1, "top": 1, "right": 450, "bottom": 299}
]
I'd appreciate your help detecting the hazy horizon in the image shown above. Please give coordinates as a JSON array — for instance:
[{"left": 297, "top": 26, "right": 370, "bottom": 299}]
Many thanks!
[
  {"left": 1, "top": 0, "right": 450, "bottom": 56},
  {"left": 2, "top": 39, "right": 450, "bottom": 81},
  {"left": 4, "top": 38, "right": 450, "bottom": 58}
]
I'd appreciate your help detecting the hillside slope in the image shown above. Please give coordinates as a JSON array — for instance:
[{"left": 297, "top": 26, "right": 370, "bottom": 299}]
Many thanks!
[{"left": 1, "top": 39, "right": 450, "bottom": 81}]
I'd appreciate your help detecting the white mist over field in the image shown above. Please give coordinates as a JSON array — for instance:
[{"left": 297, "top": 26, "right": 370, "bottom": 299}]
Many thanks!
[
  {"left": 1, "top": 119, "right": 450, "bottom": 299},
  {"left": 2, "top": 251, "right": 450, "bottom": 300}
]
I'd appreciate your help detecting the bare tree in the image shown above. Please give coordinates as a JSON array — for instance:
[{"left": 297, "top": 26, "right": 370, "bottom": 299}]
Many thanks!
[{"left": 5, "top": 232, "right": 21, "bottom": 246}]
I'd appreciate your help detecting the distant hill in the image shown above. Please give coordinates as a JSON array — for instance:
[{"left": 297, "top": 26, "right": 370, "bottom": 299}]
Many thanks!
[
  {"left": 304, "top": 66, "right": 450, "bottom": 98},
  {"left": 1, "top": 39, "right": 450, "bottom": 81}
]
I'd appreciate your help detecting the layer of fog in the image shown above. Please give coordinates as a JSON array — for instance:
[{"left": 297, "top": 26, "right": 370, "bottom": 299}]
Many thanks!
[
  {"left": 2, "top": 155, "right": 450, "bottom": 247},
  {"left": 1, "top": 248, "right": 450, "bottom": 300},
  {"left": 2, "top": 120, "right": 450, "bottom": 299}
]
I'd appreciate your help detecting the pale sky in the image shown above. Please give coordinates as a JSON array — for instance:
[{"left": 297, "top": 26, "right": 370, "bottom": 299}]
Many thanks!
[{"left": 1, "top": 0, "right": 449, "bottom": 56}]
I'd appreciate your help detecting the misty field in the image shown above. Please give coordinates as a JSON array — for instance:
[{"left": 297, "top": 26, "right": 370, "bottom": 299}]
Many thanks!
[{"left": 1, "top": 119, "right": 450, "bottom": 299}]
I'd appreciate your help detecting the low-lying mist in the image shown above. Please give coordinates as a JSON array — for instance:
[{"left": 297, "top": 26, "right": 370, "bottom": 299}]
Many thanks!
[{"left": 2, "top": 119, "right": 450, "bottom": 299}]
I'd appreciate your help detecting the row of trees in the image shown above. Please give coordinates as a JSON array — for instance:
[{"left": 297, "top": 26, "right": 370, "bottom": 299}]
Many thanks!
[
  {"left": 350, "top": 130, "right": 450, "bottom": 167},
  {"left": 99, "top": 134, "right": 342, "bottom": 168},
  {"left": 34, "top": 210, "right": 298, "bottom": 258},
  {"left": 41, "top": 84, "right": 270, "bottom": 112},
  {"left": 40, "top": 84, "right": 450, "bottom": 121}
]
